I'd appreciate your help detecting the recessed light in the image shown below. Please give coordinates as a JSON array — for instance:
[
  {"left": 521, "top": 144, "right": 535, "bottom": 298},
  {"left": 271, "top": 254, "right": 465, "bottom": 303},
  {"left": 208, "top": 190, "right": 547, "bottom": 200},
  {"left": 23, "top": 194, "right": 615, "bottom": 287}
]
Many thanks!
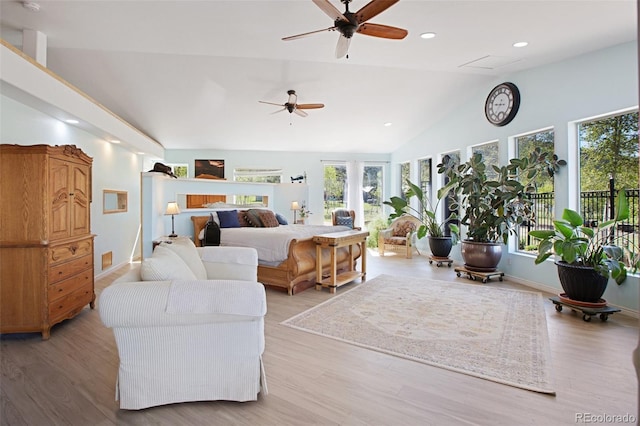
[
  {"left": 65, "top": 119, "right": 79, "bottom": 124},
  {"left": 109, "top": 139, "right": 121, "bottom": 144},
  {"left": 513, "top": 41, "right": 528, "bottom": 48},
  {"left": 384, "top": 122, "right": 393, "bottom": 127},
  {"left": 420, "top": 32, "right": 436, "bottom": 39}
]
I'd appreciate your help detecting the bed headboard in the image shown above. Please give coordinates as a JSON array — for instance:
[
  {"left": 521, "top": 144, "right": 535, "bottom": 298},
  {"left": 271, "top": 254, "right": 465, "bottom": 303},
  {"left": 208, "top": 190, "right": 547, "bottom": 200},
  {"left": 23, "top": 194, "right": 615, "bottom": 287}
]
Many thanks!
[{"left": 190, "top": 216, "right": 210, "bottom": 247}]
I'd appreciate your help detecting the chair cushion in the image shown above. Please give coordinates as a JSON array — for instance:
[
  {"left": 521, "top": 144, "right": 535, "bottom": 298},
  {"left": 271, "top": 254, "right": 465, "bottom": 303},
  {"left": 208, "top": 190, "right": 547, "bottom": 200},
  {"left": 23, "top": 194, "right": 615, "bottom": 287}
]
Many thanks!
[
  {"left": 336, "top": 216, "right": 353, "bottom": 228},
  {"left": 159, "top": 238, "right": 207, "bottom": 279},
  {"left": 141, "top": 245, "right": 197, "bottom": 281},
  {"left": 218, "top": 209, "right": 241, "bottom": 228},
  {"left": 393, "top": 221, "right": 417, "bottom": 237},
  {"left": 385, "top": 237, "right": 408, "bottom": 245}
]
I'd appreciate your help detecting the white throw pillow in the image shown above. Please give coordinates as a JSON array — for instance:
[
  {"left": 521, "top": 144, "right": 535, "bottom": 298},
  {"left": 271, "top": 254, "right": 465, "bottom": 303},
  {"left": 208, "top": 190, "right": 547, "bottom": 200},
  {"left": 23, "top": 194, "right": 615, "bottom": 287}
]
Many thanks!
[
  {"left": 159, "top": 238, "right": 207, "bottom": 279},
  {"left": 140, "top": 245, "right": 197, "bottom": 281}
]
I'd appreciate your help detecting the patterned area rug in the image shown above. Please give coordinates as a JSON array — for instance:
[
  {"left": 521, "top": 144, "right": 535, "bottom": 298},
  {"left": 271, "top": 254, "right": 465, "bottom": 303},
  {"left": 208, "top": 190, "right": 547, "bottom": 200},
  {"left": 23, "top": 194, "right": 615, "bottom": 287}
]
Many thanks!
[{"left": 282, "top": 274, "right": 555, "bottom": 394}]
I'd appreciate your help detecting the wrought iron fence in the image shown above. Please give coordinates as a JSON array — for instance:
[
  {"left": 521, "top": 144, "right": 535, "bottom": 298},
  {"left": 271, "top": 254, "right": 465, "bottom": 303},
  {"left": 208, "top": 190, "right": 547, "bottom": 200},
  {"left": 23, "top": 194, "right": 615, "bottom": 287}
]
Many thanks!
[{"left": 519, "top": 188, "right": 639, "bottom": 253}]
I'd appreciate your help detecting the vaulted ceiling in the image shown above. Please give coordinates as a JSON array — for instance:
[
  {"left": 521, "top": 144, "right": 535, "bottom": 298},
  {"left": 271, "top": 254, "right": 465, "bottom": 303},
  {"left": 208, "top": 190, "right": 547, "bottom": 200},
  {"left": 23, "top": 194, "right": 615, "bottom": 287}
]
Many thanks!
[{"left": 0, "top": 0, "right": 636, "bottom": 153}]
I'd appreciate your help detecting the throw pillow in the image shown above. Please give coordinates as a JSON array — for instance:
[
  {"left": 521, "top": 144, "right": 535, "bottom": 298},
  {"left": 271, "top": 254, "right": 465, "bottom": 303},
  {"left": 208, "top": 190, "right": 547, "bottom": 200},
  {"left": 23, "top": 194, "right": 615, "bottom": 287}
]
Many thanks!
[
  {"left": 245, "top": 209, "right": 264, "bottom": 227},
  {"left": 258, "top": 210, "right": 279, "bottom": 228},
  {"left": 160, "top": 238, "right": 207, "bottom": 279},
  {"left": 237, "top": 210, "right": 251, "bottom": 227},
  {"left": 336, "top": 216, "right": 354, "bottom": 228},
  {"left": 275, "top": 213, "right": 288, "bottom": 225},
  {"left": 141, "top": 245, "right": 197, "bottom": 281},
  {"left": 217, "top": 209, "right": 241, "bottom": 228}
]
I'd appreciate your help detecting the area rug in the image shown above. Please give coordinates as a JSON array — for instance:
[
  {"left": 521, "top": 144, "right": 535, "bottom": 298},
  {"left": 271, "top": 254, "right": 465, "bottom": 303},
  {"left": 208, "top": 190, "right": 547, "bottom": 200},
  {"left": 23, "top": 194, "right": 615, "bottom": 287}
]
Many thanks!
[{"left": 281, "top": 274, "right": 555, "bottom": 394}]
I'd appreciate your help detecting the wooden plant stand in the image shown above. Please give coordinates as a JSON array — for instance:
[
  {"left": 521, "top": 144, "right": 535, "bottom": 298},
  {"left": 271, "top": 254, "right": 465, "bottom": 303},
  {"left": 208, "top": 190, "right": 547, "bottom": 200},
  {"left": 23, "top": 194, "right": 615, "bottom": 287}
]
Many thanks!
[{"left": 454, "top": 266, "right": 504, "bottom": 283}]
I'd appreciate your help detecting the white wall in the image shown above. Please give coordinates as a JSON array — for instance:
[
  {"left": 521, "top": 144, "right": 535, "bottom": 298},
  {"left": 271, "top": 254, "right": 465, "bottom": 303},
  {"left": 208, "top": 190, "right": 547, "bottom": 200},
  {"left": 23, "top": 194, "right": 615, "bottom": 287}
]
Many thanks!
[
  {"left": 1, "top": 95, "right": 144, "bottom": 275},
  {"left": 391, "top": 42, "right": 639, "bottom": 313}
]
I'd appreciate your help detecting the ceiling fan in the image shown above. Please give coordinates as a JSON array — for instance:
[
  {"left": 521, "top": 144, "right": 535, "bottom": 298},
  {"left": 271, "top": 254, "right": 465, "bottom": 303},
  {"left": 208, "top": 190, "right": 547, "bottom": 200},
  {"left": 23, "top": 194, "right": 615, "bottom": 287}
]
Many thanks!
[
  {"left": 282, "top": 0, "right": 408, "bottom": 58},
  {"left": 259, "top": 90, "right": 325, "bottom": 118}
]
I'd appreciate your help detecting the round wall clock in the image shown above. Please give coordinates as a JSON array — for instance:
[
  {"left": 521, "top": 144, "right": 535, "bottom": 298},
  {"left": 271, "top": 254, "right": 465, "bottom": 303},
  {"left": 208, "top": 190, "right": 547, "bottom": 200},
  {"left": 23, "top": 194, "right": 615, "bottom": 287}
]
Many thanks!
[{"left": 484, "top": 82, "right": 520, "bottom": 127}]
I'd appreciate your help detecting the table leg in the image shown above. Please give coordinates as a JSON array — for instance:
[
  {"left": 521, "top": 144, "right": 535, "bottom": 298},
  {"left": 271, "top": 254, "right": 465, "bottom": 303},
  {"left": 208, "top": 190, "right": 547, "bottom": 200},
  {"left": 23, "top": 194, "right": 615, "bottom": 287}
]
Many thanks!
[
  {"left": 315, "top": 244, "right": 322, "bottom": 290},
  {"left": 361, "top": 240, "right": 367, "bottom": 280},
  {"left": 330, "top": 246, "right": 337, "bottom": 288}
]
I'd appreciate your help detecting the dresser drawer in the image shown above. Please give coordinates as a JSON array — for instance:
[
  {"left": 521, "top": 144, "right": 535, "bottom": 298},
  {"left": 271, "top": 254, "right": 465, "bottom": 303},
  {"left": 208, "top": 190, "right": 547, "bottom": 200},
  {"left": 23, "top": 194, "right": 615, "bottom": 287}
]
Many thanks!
[
  {"left": 49, "top": 254, "right": 93, "bottom": 283},
  {"left": 48, "top": 270, "right": 93, "bottom": 301},
  {"left": 48, "top": 285, "right": 94, "bottom": 321},
  {"left": 49, "top": 238, "right": 93, "bottom": 265}
]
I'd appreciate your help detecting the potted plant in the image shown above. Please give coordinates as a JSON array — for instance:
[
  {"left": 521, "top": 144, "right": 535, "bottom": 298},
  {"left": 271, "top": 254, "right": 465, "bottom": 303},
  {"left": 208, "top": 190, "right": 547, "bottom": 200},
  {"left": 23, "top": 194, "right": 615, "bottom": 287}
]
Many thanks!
[
  {"left": 437, "top": 148, "right": 566, "bottom": 271},
  {"left": 529, "top": 190, "right": 639, "bottom": 303},
  {"left": 384, "top": 179, "right": 459, "bottom": 258}
]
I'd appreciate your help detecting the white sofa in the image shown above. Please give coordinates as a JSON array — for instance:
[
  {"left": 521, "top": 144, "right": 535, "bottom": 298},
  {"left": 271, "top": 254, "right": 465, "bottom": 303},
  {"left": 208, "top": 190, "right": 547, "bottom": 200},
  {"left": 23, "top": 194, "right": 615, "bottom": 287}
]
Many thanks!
[{"left": 99, "top": 240, "right": 267, "bottom": 410}]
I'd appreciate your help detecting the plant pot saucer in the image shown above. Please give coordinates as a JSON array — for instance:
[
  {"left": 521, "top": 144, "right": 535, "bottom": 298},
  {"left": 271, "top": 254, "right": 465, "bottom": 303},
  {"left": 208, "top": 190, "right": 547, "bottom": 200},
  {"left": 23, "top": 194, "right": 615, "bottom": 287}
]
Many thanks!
[{"left": 558, "top": 293, "right": 607, "bottom": 309}]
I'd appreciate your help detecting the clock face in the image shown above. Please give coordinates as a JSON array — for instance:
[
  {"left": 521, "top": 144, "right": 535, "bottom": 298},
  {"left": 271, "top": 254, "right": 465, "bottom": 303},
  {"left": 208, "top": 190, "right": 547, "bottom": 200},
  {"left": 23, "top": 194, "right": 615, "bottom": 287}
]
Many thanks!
[{"left": 485, "top": 82, "right": 520, "bottom": 126}]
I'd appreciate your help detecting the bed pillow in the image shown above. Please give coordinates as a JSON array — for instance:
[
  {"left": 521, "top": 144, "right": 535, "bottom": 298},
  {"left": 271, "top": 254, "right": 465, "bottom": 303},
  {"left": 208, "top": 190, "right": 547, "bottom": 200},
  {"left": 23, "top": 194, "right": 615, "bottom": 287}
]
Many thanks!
[
  {"left": 141, "top": 245, "right": 197, "bottom": 281},
  {"left": 159, "top": 238, "right": 207, "bottom": 279},
  {"left": 217, "top": 209, "right": 241, "bottom": 228},
  {"left": 258, "top": 210, "right": 279, "bottom": 228},
  {"left": 237, "top": 210, "right": 251, "bottom": 227},
  {"left": 275, "top": 213, "right": 288, "bottom": 225},
  {"left": 336, "top": 216, "right": 354, "bottom": 228},
  {"left": 245, "top": 209, "right": 264, "bottom": 227}
]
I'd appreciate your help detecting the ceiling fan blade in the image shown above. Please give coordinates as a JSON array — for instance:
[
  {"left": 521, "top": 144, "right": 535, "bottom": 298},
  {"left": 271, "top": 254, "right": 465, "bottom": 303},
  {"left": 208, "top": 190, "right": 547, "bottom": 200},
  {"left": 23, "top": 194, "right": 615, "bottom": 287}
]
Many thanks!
[
  {"left": 357, "top": 23, "right": 407, "bottom": 39},
  {"left": 293, "top": 108, "right": 308, "bottom": 117},
  {"left": 297, "top": 103, "right": 325, "bottom": 110},
  {"left": 282, "top": 26, "right": 336, "bottom": 41},
  {"left": 335, "top": 35, "right": 351, "bottom": 58},
  {"left": 312, "top": 0, "right": 348, "bottom": 22},
  {"left": 271, "top": 107, "right": 287, "bottom": 115},
  {"left": 355, "top": 0, "right": 400, "bottom": 23},
  {"left": 259, "top": 101, "right": 285, "bottom": 107}
]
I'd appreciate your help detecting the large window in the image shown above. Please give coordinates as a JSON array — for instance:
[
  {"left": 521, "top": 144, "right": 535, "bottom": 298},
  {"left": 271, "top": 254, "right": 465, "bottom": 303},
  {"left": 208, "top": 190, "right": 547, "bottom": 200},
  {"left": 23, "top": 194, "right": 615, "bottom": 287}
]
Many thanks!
[
  {"left": 400, "top": 161, "right": 410, "bottom": 198},
  {"left": 515, "top": 129, "right": 556, "bottom": 252},
  {"left": 578, "top": 110, "right": 639, "bottom": 253},
  {"left": 234, "top": 168, "right": 282, "bottom": 183},
  {"left": 323, "top": 162, "right": 384, "bottom": 227}
]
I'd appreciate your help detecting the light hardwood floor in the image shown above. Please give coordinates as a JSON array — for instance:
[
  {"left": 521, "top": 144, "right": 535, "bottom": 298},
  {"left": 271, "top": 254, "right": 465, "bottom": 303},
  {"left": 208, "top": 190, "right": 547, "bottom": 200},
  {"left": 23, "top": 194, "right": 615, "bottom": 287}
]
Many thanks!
[{"left": 1, "top": 250, "right": 638, "bottom": 425}]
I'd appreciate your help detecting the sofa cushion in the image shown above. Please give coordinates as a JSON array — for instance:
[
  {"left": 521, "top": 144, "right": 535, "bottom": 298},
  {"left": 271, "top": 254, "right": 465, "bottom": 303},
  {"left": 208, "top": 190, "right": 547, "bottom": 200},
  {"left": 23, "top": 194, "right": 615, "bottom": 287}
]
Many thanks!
[
  {"left": 217, "top": 209, "right": 241, "bottom": 228},
  {"left": 160, "top": 238, "right": 207, "bottom": 279},
  {"left": 258, "top": 210, "right": 279, "bottom": 228},
  {"left": 336, "top": 216, "right": 353, "bottom": 228},
  {"left": 141, "top": 245, "right": 197, "bottom": 281}
]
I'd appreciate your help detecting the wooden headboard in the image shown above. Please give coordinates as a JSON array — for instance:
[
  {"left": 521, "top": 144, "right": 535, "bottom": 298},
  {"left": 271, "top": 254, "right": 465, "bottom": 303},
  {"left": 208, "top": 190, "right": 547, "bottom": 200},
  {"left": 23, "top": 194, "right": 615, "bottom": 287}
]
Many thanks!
[{"left": 190, "top": 215, "right": 210, "bottom": 247}]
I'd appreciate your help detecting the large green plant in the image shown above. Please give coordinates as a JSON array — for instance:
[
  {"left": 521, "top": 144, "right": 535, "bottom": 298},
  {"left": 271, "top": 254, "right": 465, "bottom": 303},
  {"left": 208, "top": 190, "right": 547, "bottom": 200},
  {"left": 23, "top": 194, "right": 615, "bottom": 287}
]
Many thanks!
[
  {"left": 529, "top": 190, "right": 639, "bottom": 284},
  {"left": 384, "top": 179, "right": 459, "bottom": 240},
  {"left": 437, "top": 148, "right": 566, "bottom": 243}
]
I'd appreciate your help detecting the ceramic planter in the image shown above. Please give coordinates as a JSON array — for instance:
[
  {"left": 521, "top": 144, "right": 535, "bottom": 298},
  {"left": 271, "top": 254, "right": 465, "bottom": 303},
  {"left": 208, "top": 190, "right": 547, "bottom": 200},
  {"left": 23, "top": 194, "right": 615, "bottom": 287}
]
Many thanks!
[
  {"left": 428, "top": 236, "right": 453, "bottom": 258},
  {"left": 555, "top": 261, "right": 608, "bottom": 303},
  {"left": 460, "top": 241, "right": 503, "bottom": 272}
]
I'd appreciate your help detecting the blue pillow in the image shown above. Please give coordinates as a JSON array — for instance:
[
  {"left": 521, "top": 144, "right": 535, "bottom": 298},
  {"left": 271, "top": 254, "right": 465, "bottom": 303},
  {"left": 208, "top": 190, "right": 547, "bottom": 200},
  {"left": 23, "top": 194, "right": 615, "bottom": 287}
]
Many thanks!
[
  {"left": 275, "top": 213, "right": 288, "bottom": 225},
  {"left": 336, "top": 216, "right": 353, "bottom": 228},
  {"left": 217, "top": 209, "right": 241, "bottom": 228}
]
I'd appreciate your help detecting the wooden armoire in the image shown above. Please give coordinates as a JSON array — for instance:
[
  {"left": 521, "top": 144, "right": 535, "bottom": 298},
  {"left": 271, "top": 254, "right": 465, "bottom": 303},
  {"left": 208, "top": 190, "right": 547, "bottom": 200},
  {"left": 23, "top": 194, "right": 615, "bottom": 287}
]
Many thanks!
[{"left": 0, "top": 144, "right": 95, "bottom": 339}]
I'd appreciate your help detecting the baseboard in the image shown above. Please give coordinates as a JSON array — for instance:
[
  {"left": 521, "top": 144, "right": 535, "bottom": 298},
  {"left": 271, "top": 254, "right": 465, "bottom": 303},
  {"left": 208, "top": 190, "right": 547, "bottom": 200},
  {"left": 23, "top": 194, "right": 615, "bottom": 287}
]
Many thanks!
[{"left": 94, "top": 257, "right": 141, "bottom": 281}]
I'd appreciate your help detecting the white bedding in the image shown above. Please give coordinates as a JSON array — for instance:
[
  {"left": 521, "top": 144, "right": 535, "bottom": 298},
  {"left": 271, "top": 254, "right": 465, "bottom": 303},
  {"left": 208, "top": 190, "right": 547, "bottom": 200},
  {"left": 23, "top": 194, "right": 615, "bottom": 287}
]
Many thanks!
[{"left": 220, "top": 224, "right": 350, "bottom": 263}]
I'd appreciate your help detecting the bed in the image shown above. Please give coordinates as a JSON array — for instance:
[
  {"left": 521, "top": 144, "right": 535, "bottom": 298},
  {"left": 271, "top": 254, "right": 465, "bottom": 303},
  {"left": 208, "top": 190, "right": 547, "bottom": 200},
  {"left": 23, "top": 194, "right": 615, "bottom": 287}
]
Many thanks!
[{"left": 191, "top": 215, "right": 362, "bottom": 295}]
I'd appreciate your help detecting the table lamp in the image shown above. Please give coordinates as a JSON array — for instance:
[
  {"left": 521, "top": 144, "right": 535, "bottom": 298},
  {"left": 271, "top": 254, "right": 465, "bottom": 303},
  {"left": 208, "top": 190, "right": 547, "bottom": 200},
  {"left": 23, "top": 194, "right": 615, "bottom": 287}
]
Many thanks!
[
  {"left": 291, "top": 201, "right": 300, "bottom": 223},
  {"left": 165, "top": 201, "right": 181, "bottom": 237}
]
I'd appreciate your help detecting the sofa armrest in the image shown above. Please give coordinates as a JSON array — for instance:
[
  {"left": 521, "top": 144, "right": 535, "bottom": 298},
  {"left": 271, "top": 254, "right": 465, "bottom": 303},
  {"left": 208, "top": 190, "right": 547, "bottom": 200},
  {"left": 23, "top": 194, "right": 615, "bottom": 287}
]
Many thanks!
[
  {"left": 99, "top": 280, "right": 266, "bottom": 328},
  {"left": 197, "top": 246, "right": 258, "bottom": 281}
]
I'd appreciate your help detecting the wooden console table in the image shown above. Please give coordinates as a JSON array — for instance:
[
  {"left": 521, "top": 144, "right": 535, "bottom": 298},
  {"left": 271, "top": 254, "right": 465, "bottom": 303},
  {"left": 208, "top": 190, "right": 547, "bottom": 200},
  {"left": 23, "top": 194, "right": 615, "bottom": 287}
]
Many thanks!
[{"left": 313, "top": 230, "right": 369, "bottom": 293}]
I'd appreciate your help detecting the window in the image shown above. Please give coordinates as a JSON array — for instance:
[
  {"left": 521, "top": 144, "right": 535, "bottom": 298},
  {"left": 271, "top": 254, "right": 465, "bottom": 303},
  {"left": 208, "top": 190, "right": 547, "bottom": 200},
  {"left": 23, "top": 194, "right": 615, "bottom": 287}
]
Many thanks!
[
  {"left": 578, "top": 110, "right": 639, "bottom": 254},
  {"left": 440, "top": 151, "right": 460, "bottom": 231},
  {"left": 471, "top": 141, "right": 499, "bottom": 180},
  {"left": 166, "top": 163, "right": 188, "bottom": 178},
  {"left": 233, "top": 168, "right": 282, "bottom": 183},
  {"left": 323, "top": 162, "right": 384, "bottom": 227},
  {"left": 400, "top": 161, "right": 410, "bottom": 198},
  {"left": 515, "top": 129, "right": 556, "bottom": 252}
]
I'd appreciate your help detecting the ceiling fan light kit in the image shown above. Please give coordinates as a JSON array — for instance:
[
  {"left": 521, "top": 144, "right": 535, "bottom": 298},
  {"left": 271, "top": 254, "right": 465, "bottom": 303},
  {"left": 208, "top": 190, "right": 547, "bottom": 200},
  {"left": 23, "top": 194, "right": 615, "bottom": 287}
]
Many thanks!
[{"left": 283, "top": 0, "right": 408, "bottom": 58}]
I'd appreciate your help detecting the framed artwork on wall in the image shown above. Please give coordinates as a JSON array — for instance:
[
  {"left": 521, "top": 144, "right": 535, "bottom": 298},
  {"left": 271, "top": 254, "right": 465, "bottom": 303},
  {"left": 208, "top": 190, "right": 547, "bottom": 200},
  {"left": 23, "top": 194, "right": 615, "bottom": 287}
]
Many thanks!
[{"left": 195, "top": 159, "right": 225, "bottom": 180}]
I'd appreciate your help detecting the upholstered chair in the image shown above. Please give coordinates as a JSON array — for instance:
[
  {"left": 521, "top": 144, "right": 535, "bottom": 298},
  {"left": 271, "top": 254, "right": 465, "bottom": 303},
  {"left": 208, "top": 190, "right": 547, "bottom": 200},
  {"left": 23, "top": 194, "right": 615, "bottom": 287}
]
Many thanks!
[
  {"left": 331, "top": 209, "right": 361, "bottom": 230},
  {"left": 378, "top": 214, "right": 422, "bottom": 258}
]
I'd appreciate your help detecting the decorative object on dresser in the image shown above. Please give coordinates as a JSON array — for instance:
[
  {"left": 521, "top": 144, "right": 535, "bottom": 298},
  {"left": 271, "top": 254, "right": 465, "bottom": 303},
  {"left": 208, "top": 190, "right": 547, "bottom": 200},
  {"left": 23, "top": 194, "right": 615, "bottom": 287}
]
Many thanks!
[
  {"left": 0, "top": 144, "right": 95, "bottom": 339},
  {"left": 164, "top": 201, "right": 181, "bottom": 237}
]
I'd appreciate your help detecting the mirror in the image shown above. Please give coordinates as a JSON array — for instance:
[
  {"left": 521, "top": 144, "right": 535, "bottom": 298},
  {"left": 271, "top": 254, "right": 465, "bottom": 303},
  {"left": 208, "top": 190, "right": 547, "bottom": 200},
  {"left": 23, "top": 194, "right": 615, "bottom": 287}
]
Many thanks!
[{"left": 103, "top": 190, "right": 128, "bottom": 214}]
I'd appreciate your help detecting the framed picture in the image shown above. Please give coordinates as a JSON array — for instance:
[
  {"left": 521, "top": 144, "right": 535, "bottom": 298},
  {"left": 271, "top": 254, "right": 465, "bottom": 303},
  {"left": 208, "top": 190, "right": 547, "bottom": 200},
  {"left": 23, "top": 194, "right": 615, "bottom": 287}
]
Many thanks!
[{"left": 195, "top": 159, "right": 225, "bottom": 180}]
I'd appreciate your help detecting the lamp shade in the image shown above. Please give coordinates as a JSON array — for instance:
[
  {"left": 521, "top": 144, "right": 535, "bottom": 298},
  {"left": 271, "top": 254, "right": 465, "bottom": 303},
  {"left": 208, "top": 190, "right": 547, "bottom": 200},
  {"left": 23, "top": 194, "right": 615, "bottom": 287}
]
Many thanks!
[
  {"left": 291, "top": 201, "right": 300, "bottom": 210},
  {"left": 165, "top": 202, "right": 181, "bottom": 215}
]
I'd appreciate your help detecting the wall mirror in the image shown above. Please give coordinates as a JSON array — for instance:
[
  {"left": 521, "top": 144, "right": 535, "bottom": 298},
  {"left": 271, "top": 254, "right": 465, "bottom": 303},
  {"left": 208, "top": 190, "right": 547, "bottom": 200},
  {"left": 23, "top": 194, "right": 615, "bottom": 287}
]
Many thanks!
[{"left": 103, "top": 190, "right": 128, "bottom": 214}]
